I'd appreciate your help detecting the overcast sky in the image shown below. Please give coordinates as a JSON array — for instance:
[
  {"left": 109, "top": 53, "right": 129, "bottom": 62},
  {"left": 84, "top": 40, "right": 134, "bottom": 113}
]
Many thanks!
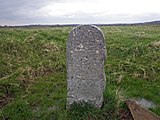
[{"left": 0, "top": 0, "right": 160, "bottom": 25}]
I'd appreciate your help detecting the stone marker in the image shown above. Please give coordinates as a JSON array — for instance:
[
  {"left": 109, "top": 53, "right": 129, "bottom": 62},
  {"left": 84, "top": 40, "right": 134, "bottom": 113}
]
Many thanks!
[{"left": 66, "top": 25, "right": 106, "bottom": 108}]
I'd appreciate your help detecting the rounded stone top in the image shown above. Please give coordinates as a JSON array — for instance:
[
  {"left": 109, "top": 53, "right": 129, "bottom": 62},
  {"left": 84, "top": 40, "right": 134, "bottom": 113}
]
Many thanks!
[
  {"left": 70, "top": 24, "right": 104, "bottom": 36},
  {"left": 68, "top": 25, "right": 105, "bottom": 45},
  {"left": 67, "top": 24, "right": 106, "bottom": 60},
  {"left": 72, "top": 24, "right": 102, "bottom": 31}
]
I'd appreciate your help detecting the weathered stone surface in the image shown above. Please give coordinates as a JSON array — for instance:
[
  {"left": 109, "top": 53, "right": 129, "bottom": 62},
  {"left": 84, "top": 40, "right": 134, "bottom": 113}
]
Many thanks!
[{"left": 66, "top": 25, "right": 106, "bottom": 108}]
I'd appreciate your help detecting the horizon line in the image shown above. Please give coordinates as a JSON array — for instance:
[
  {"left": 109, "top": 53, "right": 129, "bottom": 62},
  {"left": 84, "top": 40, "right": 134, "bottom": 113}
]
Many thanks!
[{"left": 0, "top": 20, "right": 160, "bottom": 27}]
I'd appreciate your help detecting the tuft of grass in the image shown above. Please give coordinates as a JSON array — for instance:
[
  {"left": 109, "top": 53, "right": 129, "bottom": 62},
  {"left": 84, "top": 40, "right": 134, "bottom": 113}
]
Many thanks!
[{"left": 67, "top": 89, "right": 119, "bottom": 120}]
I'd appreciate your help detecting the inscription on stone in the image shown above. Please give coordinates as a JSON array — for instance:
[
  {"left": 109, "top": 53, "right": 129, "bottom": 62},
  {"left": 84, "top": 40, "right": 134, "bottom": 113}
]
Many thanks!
[{"left": 67, "top": 25, "right": 106, "bottom": 108}]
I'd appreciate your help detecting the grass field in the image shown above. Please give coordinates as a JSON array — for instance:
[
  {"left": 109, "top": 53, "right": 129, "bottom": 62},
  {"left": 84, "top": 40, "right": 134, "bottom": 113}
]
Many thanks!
[{"left": 0, "top": 25, "right": 160, "bottom": 120}]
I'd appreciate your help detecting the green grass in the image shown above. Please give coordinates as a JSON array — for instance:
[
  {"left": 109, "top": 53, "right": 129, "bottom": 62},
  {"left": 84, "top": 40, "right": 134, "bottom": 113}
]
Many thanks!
[{"left": 0, "top": 25, "right": 160, "bottom": 119}]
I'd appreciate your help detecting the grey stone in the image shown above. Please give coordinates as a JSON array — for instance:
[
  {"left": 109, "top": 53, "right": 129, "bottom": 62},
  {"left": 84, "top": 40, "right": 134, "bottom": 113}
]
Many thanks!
[
  {"left": 66, "top": 25, "right": 106, "bottom": 108},
  {"left": 135, "top": 98, "right": 157, "bottom": 109}
]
